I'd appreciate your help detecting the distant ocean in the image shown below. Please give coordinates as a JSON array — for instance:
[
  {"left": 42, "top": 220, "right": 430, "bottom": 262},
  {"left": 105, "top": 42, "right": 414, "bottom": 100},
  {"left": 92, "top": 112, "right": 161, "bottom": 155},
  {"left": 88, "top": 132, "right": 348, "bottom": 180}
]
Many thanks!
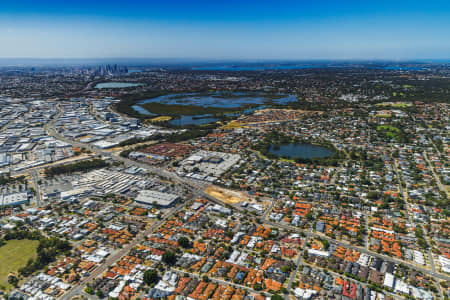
[
  {"left": 192, "top": 65, "right": 320, "bottom": 71},
  {"left": 192, "top": 64, "right": 433, "bottom": 71}
]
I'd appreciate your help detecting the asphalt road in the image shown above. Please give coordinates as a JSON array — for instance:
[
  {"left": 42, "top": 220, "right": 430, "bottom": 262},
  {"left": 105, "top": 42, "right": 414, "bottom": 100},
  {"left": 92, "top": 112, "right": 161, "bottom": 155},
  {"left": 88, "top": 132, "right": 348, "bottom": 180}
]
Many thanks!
[
  {"left": 423, "top": 151, "right": 448, "bottom": 197},
  {"left": 61, "top": 201, "right": 186, "bottom": 300},
  {"left": 30, "top": 169, "right": 42, "bottom": 207},
  {"left": 172, "top": 268, "right": 268, "bottom": 297},
  {"left": 263, "top": 220, "right": 450, "bottom": 282},
  {"left": 44, "top": 105, "right": 449, "bottom": 299}
]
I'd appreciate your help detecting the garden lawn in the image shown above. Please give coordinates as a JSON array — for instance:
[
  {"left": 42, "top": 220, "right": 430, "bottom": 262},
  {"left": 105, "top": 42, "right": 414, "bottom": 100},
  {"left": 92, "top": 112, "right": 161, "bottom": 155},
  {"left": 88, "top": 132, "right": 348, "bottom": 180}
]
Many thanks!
[{"left": 0, "top": 239, "right": 39, "bottom": 290}]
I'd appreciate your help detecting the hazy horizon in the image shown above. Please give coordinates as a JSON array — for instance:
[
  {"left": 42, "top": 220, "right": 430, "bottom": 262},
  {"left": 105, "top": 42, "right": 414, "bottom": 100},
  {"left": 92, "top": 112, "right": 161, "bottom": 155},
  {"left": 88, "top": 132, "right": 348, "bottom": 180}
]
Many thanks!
[{"left": 0, "top": 58, "right": 449, "bottom": 68}]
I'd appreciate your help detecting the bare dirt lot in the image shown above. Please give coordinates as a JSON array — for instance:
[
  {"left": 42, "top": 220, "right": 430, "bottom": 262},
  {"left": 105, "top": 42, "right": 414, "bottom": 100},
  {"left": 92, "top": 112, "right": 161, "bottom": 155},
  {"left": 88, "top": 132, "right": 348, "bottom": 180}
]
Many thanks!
[{"left": 204, "top": 186, "right": 249, "bottom": 204}]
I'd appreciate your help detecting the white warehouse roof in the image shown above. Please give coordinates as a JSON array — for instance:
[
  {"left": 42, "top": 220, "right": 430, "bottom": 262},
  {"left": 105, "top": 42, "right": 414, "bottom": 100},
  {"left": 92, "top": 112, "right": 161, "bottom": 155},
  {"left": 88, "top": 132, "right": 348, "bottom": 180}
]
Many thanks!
[{"left": 135, "top": 190, "right": 179, "bottom": 207}]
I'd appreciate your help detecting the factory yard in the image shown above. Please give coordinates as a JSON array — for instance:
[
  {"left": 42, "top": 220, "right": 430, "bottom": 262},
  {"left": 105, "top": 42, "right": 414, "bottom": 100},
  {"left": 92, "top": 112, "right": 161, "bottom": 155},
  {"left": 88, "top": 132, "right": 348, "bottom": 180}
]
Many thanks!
[
  {"left": 0, "top": 64, "right": 449, "bottom": 300},
  {"left": 177, "top": 150, "right": 241, "bottom": 181}
]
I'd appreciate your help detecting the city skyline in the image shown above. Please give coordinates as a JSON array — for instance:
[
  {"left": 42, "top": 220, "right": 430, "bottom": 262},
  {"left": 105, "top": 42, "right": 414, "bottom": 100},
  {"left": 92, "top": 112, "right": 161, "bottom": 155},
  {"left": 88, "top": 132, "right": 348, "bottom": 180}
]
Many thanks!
[{"left": 0, "top": 2, "right": 449, "bottom": 298}]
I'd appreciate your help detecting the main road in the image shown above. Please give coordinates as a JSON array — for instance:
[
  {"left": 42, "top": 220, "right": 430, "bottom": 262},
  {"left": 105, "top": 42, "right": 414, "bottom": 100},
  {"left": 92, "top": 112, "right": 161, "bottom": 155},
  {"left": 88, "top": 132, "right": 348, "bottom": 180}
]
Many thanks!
[
  {"left": 44, "top": 105, "right": 449, "bottom": 299},
  {"left": 44, "top": 107, "right": 242, "bottom": 211},
  {"left": 263, "top": 219, "right": 450, "bottom": 282},
  {"left": 30, "top": 169, "right": 42, "bottom": 207},
  {"left": 423, "top": 151, "right": 449, "bottom": 197},
  {"left": 61, "top": 201, "right": 187, "bottom": 300}
]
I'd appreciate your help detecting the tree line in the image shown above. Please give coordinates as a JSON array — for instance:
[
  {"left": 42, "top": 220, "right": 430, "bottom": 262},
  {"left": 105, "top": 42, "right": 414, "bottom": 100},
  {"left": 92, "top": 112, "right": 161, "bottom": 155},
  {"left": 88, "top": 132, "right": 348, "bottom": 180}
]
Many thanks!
[
  {"left": 0, "top": 175, "right": 26, "bottom": 186},
  {"left": 44, "top": 159, "right": 108, "bottom": 177},
  {"left": 3, "top": 230, "right": 72, "bottom": 277}
]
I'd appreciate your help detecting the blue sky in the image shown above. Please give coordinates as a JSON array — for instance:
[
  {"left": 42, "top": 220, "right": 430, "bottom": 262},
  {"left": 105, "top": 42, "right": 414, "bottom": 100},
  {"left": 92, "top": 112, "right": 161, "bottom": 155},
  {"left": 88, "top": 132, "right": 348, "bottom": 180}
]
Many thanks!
[{"left": 1, "top": 0, "right": 450, "bottom": 59}]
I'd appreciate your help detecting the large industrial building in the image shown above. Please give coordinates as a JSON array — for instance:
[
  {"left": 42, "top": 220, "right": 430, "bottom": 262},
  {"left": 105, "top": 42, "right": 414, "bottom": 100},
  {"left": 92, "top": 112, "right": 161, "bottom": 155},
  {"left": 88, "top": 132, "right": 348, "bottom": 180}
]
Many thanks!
[
  {"left": 0, "top": 191, "right": 30, "bottom": 207},
  {"left": 135, "top": 190, "right": 179, "bottom": 208}
]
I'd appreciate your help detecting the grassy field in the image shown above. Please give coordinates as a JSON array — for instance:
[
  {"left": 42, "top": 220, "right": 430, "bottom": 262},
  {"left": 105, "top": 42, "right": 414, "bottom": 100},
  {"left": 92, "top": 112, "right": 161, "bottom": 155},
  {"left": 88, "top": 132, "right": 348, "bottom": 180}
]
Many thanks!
[
  {"left": 150, "top": 116, "right": 172, "bottom": 122},
  {"left": 0, "top": 239, "right": 39, "bottom": 291},
  {"left": 221, "top": 120, "right": 245, "bottom": 129},
  {"left": 376, "top": 101, "right": 412, "bottom": 108},
  {"left": 377, "top": 125, "right": 401, "bottom": 138},
  {"left": 391, "top": 102, "right": 411, "bottom": 108},
  {"left": 376, "top": 113, "right": 392, "bottom": 118}
]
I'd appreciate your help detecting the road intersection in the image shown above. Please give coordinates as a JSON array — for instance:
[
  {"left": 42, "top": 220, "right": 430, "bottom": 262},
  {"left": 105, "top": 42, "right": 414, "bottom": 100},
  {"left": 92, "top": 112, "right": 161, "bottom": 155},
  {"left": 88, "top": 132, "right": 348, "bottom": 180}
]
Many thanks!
[{"left": 42, "top": 105, "right": 449, "bottom": 299}]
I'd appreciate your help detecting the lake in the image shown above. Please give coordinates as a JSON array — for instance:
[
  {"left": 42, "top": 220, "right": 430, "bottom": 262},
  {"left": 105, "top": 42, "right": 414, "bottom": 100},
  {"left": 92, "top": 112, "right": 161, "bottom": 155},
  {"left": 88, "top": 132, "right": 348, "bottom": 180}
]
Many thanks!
[
  {"left": 136, "top": 92, "right": 297, "bottom": 109},
  {"left": 168, "top": 115, "right": 221, "bottom": 126},
  {"left": 131, "top": 105, "right": 156, "bottom": 116},
  {"left": 131, "top": 107, "right": 220, "bottom": 126},
  {"left": 95, "top": 82, "right": 142, "bottom": 89},
  {"left": 131, "top": 92, "right": 298, "bottom": 126},
  {"left": 269, "top": 143, "right": 334, "bottom": 159}
]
